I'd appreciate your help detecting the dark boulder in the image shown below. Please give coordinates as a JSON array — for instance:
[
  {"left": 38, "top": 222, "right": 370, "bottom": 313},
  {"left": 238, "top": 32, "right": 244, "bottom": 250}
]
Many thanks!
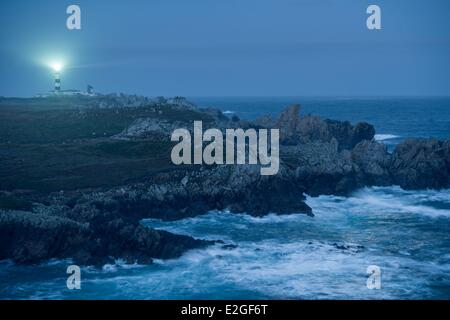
[
  {"left": 227, "top": 171, "right": 313, "bottom": 216},
  {"left": 390, "top": 139, "right": 450, "bottom": 189}
]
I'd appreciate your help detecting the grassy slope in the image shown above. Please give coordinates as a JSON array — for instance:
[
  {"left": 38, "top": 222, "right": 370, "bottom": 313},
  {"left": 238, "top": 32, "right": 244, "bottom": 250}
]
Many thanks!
[{"left": 0, "top": 97, "right": 212, "bottom": 201}]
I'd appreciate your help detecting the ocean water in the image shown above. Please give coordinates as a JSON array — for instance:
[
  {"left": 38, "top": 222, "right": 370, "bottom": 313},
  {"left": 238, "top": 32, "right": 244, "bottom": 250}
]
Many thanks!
[{"left": 1, "top": 97, "right": 450, "bottom": 300}]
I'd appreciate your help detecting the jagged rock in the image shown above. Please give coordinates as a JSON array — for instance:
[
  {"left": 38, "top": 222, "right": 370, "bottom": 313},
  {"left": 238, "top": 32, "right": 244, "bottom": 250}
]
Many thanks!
[
  {"left": 273, "top": 104, "right": 375, "bottom": 149},
  {"left": 325, "top": 120, "right": 375, "bottom": 150},
  {"left": 77, "top": 164, "right": 312, "bottom": 221},
  {"left": 199, "top": 107, "right": 230, "bottom": 122},
  {"left": 223, "top": 165, "right": 312, "bottom": 216},
  {"left": 390, "top": 139, "right": 450, "bottom": 189},
  {"left": 167, "top": 96, "right": 197, "bottom": 110},
  {"left": 352, "top": 140, "right": 392, "bottom": 186},
  {"left": 0, "top": 209, "right": 210, "bottom": 265},
  {"left": 0, "top": 210, "right": 89, "bottom": 264},
  {"left": 282, "top": 140, "right": 356, "bottom": 195},
  {"left": 351, "top": 122, "right": 376, "bottom": 148}
]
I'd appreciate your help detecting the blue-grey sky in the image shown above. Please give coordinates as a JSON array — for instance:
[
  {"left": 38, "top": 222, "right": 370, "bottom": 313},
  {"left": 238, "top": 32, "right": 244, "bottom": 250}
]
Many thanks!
[{"left": 1, "top": 0, "right": 450, "bottom": 97}]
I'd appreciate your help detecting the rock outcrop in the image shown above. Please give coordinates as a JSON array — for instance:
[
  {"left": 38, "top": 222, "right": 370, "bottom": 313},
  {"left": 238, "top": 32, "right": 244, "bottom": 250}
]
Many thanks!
[
  {"left": 352, "top": 140, "right": 392, "bottom": 186},
  {"left": 1, "top": 99, "right": 449, "bottom": 266},
  {"left": 0, "top": 208, "right": 210, "bottom": 265},
  {"left": 390, "top": 139, "right": 450, "bottom": 189},
  {"left": 70, "top": 164, "right": 312, "bottom": 221},
  {"left": 272, "top": 104, "right": 375, "bottom": 149}
]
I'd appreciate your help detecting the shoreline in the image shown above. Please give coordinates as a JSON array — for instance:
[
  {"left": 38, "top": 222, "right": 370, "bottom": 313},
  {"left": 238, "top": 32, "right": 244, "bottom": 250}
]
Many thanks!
[{"left": 0, "top": 96, "right": 449, "bottom": 266}]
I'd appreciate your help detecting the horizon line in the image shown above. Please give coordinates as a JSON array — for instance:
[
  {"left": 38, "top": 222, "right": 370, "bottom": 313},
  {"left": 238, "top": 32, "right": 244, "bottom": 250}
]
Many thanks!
[{"left": 2, "top": 94, "right": 450, "bottom": 100}]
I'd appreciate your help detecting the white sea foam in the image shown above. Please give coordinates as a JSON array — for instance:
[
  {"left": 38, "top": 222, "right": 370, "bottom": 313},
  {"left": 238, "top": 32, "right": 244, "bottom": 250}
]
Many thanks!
[
  {"left": 352, "top": 187, "right": 450, "bottom": 217},
  {"left": 3, "top": 186, "right": 450, "bottom": 299},
  {"left": 305, "top": 186, "right": 450, "bottom": 218},
  {"left": 130, "top": 186, "right": 450, "bottom": 299},
  {"left": 74, "top": 238, "right": 448, "bottom": 299},
  {"left": 99, "top": 259, "right": 145, "bottom": 273},
  {"left": 374, "top": 134, "right": 400, "bottom": 141}
]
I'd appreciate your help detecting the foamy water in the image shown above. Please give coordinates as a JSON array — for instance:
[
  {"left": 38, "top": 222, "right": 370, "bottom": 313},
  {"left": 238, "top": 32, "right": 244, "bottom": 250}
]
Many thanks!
[
  {"left": 1, "top": 187, "right": 449, "bottom": 299},
  {"left": 374, "top": 134, "right": 400, "bottom": 142}
]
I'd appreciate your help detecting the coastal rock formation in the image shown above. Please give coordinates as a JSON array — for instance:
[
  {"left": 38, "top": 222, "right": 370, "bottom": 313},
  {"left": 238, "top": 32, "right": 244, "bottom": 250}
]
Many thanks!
[
  {"left": 87, "top": 94, "right": 197, "bottom": 110},
  {"left": 0, "top": 163, "right": 312, "bottom": 265},
  {"left": 72, "top": 164, "right": 312, "bottom": 221},
  {"left": 1, "top": 96, "right": 449, "bottom": 266},
  {"left": 273, "top": 104, "right": 375, "bottom": 149},
  {"left": 390, "top": 139, "right": 450, "bottom": 189},
  {"left": 114, "top": 118, "right": 183, "bottom": 140},
  {"left": 352, "top": 140, "right": 392, "bottom": 187},
  {"left": 0, "top": 209, "right": 210, "bottom": 265},
  {"left": 283, "top": 140, "right": 356, "bottom": 195},
  {"left": 271, "top": 105, "right": 449, "bottom": 194}
]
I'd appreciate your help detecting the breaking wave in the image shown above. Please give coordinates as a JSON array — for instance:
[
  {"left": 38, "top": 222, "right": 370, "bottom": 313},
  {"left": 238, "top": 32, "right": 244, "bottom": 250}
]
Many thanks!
[
  {"left": 375, "top": 134, "right": 400, "bottom": 141},
  {"left": 2, "top": 186, "right": 450, "bottom": 299}
]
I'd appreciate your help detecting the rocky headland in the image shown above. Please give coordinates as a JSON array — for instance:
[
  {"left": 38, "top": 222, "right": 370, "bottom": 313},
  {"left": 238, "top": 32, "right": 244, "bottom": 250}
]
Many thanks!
[{"left": 0, "top": 95, "right": 449, "bottom": 266}]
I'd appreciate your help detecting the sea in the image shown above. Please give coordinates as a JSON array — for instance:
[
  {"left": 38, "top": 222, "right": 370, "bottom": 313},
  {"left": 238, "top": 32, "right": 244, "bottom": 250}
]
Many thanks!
[{"left": 1, "top": 97, "right": 450, "bottom": 299}]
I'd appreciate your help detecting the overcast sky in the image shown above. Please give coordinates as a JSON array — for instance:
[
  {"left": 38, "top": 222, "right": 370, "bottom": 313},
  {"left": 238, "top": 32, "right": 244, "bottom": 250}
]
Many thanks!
[{"left": 1, "top": 0, "right": 450, "bottom": 97}]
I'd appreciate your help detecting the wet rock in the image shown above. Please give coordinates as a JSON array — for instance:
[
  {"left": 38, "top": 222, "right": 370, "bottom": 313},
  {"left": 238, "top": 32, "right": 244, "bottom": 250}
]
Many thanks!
[
  {"left": 85, "top": 164, "right": 313, "bottom": 220},
  {"left": 283, "top": 140, "right": 357, "bottom": 195},
  {"left": 352, "top": 140, "right": 392, "bottom": 186},
  {"left": 332, "top": 242, "right": 365, "bottom": 253},
  {"left": 390, "top": 139, "right": 450, "bottom": 189},
  {"left": 0, "top": 209, "right": 210, "bottom": 266},
  {"left": 273, "top": 104, "right": 375, "bottom": 149},
  {"left": 221, "top": 244, "right": 238, "bottom": 250}
]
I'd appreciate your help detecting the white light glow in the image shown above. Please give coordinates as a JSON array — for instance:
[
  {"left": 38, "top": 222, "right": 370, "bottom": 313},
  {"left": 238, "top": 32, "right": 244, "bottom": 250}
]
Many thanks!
[{"left": 51, "top": 62, "right": 63, "bottom": 72}]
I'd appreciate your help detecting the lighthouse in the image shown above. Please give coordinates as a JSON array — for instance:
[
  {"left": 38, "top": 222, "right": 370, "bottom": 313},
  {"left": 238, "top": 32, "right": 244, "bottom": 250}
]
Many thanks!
[
  {"left": 51, "top": 63, "right": 62, "bottom": 94},
  {"left": 37, "top": 61, "right": 96, "bottom": 97},
  {"left": 54, "top": 71, "right": 61, "bottom": 93}
]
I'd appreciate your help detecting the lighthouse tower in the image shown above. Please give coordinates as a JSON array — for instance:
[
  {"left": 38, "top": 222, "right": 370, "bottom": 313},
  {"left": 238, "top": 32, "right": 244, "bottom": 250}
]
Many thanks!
[
  {"left": 54, "top": 71, "right": 61, "bottom": 93},
  {"left": 51, "top": 63, "right": 62, "bottom": 94}
]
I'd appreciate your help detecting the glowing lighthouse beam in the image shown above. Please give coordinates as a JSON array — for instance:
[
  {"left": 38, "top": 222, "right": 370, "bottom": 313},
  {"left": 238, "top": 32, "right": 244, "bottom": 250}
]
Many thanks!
[{"left": 52, "top": 63, "right": 63, "bottom": 72}]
